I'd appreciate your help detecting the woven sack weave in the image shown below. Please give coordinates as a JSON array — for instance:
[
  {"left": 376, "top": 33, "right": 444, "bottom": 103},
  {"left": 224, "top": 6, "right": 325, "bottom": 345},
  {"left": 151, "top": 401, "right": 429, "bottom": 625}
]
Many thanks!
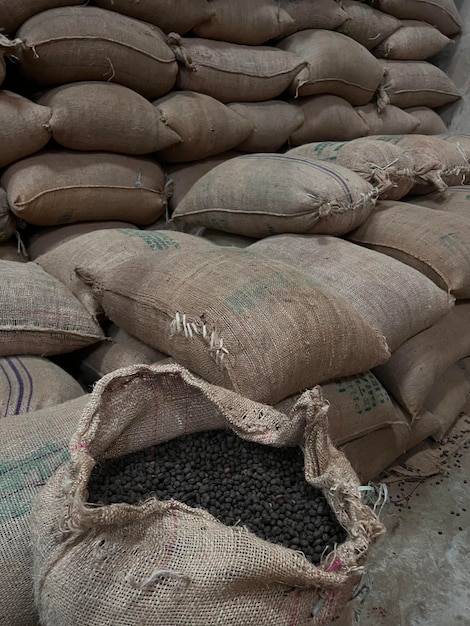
[
  {"left": 407, "top": 186, "right": 470, "bottom": 217},
  {"left": 337, "top": 1, "right": 401, "bottom": 49},
  {"left": 373, "top": 20, "right": 451, "bottom": 60},
  {"left": 30, "top": 364, "right": 384, "bottom": 626},
  {"left": 76, "top": 238, "right": 390, "bottom": 404},
  {"left": 0, "top": 0, "right": 82, "bottom": 35},
  {"left": 370, "top": 0, "right": 461, "bottom": 36},
  {"left": 355, "top": 103, "right": 419, "bottom": 136},
  {"left": 172, "top": 154, "right": 377, "bottom": 238},
  {"left": 405, "top": 107, "right": 447, "bottom": 134},
  {"left": 249, "top": 234, "right": 453, "bottom": 351},
  {"left": 17, "top": 7, "right": 177, "bottom": 99}
]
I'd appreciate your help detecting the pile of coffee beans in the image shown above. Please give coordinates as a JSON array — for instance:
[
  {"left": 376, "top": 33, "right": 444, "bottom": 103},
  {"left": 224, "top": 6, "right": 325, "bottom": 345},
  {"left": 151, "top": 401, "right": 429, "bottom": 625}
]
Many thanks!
[{"left": 87, "top": 429, "right": 346, "bottom": 564}]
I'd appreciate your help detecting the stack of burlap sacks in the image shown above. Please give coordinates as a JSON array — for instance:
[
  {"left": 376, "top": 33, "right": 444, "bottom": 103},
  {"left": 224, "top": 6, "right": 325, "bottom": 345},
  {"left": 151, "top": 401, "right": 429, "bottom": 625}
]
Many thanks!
[{"left": 0, "top": 1, "right": 468, "bottom": 625}]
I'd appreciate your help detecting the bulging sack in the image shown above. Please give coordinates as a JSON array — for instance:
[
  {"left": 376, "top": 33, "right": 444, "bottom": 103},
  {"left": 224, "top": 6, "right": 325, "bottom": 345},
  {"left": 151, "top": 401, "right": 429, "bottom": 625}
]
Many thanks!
[
  {"left": 2, "top": 151, "right": 169, "bottom": 226},
  {"left": 278, "top": 29, "right": 384, "bottom": 104},
  {"left": 369, "top": 0, "right": 461, "bottom": 36},
  {"left": 0, "top": 0, "right": 82, "bottom": 35},
  {"left": 168, "top": 34, "right": 307, "bottom": 103},
  {"left": 0, "top": 394, "right": 90, "bottom": 626},
  {"left": 404, "top": 107, "right": 448, "bottom": 134},
  {"left": 17, "top": 7, "right": 178, "bottom": 99},
  {"left": 249, "top": 234, "right": 453, "bottom": 351},
  {"left": 76, "top": 239, "right": 391, "bottom": 404},
  {"left": 289, "top": 95, "right": 369, "bottom": 145},
  {"left": 355, "top": 103, "right": 420, "bottom": 136},
  {"left": 0, "top": 356, "right": 84, "bottom": 417},
  {"left": 349, "top": 200, "right": 470, "bottom": 298},
  {"left": 373, "top": 20, "right": 451, "bottom": 60},
  {"left": 172, "top": 154, "right": 377, "bottom": 238},
  {"left": 407, "top": 185, "right": 470, "bottom": 218},
  {"left": 31, "top": 364, "right": 384, "bottom": 626},
  {"left": 288, "top": 139, "right": 415, "bottom": 200},
  {"left": 0, "top": 91, "right": 51, "bottom": 168},
  {"left": 337, "top": 0, "right": 401, "bottom": 49},
  {"left": 94, "top": 0, "right": 214, "bottom": 35},
  {"left": 38, "top": 82, "right": 181, "bottom": 154},
  {"left": 153, "top": 91, "right": 253, "bottom": 162},
  {"left": 0, "top": 260, "right": 104, "bottom": 356}
]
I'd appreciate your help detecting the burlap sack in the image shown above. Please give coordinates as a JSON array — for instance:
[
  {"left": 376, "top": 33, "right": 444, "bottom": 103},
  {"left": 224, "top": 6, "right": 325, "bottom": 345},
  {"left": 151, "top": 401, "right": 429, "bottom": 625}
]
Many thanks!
[
  {"left": 373, "top": 302, "right": 470, "bottom": 416},
  {"left": 337, "top": 0, "right": 401, "bottom": 49},
  {"left": 35, "top": 229, "right": 211, "bottom": 319},
  {"left": 278, "top": 30, "right": 384, "bottom": 104},
  {"left": 0, "top": 394, "right": 89, "bottom": 626},
  {"left": 153, "top": 91, "right": 253, "bottom": 163},
  {"left": 94, "top": 0, "right": 214, "bottom": 34},
  {"left": 30, "top": 364, "right": 384, "bottom": 626},
  {"left": 356, "top": 103, "right": 420, "bottom": 136},
  {"left": 0, "top": 239, "right": 29, "bottom": 262},
  {"left": 289, "top": 95, "right": 369, "bottom": 145},
  {"left": 227, "top": 101, "right": 304, "bottom": 152},
  {"left": 438, "top": 134, "right": 470, "bottom": 162},
  {"left": 199, "top": 229, "right": 257, "bottom": 248},
  {"left": 37, "top": 82, "right": 181, "bottom": 154},
  {"left": 367, "top": 134, "right": 469, "bottom": 191},
  {"left": 0, "top": 187, "right": 20, "bottom": 242},
  {"left": 172, "top": 154, "right": 377, "bottom": 238},
  {"left": 0, "top": 260, "right": 103, "bottom": 356},
  {"left": 405, "top": 106, "right": 448, "bottom": 134},
  {"left": 406, "top": 185, "right": 470, "bottom": 217},
  {"left": 280, "top": 0, "right": 348, "bottom": 34},
  {"left": 373, "top": 20, "right": 451, "bottom": 60},
  {"left": 80, "top": 325, "right": 170, "bottom": 385},
  {"left": 0, "top": 356, "right": 84, "bottom": 417},
  {"left": 193, "top": 0, "right": 292, "bottom": 44},
  {"left": 249, "top": 234, "right": 453, "bottom": 351},
  {"left": 166, "top": 152, "right": 239, "bottom": 212},
  {"left": 288, "top": 139, "right": 415, "bottom": 200},
  {"left": 27, "top": 221, "right": 138, "bottom": 261},
  {"left": 168, "top": 34, "right": 307, "bottom": 103},
  {"left": 0, "top": 0, "right": 82, "bottom": 35},
  {"left": 370, "top": 0, "right": 461, "bottom": 36},
  {"left": 76, "top": 239, "right": 390, "bottom": 404},
  {"left": 17, "top": 7, "right": 178, "bottom": 99},
  {"left": 0, "top": 90, "right": 51, "bottom": 167},
  {"left": 349, "top": 200, "right": 470, "bottom": 298},
  {"left": 377, "top": 60, "right": 460, "bottom": 109},
  {"left": 425, "top": 359, "right": 470, "bottom": 440},
  {"left": 2, "top": 151, "right": 169, "bottom": 226}
]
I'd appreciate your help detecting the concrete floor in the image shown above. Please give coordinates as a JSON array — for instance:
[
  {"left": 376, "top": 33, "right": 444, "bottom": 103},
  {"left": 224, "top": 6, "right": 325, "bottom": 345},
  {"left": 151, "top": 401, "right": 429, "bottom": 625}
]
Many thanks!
[{"left": 335, "top": 417, "right": 469, "bottom": 626}]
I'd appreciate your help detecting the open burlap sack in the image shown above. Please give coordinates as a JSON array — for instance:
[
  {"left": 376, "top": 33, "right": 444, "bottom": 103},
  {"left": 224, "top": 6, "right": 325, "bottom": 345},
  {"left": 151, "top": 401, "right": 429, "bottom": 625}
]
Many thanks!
[
  {"left": 377, "top": 60, "right": 460, "bottom": 109},
  {"left": 227, "top": 101, "right": 304, "bottom": 153},
  {"left": 288, "top": 139, "right": 415, "bottom": 200},
  {"left": 94, "top": 0, "right": 214, "bottom": 34},
  {"left": 166, "top": 152, "right": 239, "bottom": 212},
  {"left": 80, "top": 325, "right": 170, "bottom": 385},
  {"left": 337, "top": 0, "right": 401, "bottom": 49},
  {"left": 0, "top": 0, "right": 82, "bottom": 35},
  {"left": 279, "top": 30, "right": 384, "bottom": 104},
  {"left": 370, "top": 0, "right": 461, "bottom": 36},
  {"left": 405, "top": 107, "right": 447, "bottom": 134},
  {"left": 0, "top": 91, "right": 51, "bottom": 167},
  {"left": 289, "top": 95, "right": 369, "bottom": 145},
  {"left": 0, "top": 260, "right": 103, "bottom": 356},
  {"left": 373, "top": 20, "right": 451, "bottom": 60},
  {"left": 2, "top": 151, "right": 169, "bottom": 227},
  {"left": 349, "top": 200, "right": 470, "bottom": 298},
  {"left": 38, "top": 82, "right": 181, "bottom": 154},
  {"left": 77, "top": 239, "right": 391, "bottom": 404},
  {"left": 153, "top": 91, "right": 253, "bottom": 162},
  {"left": 407, "top": 185, "right": 470, "bottom": 217},
  {"left": 0, "top": 394, "right": 89, "bottom": 626},
  {"left": 168, "top": 34, "right": 306, "bottom": 103},
  {"left": 425, "top": 358, "right": 470, "bottom": 440},
  {"left": 172, "top": 154, "right": 377, "bottom": 238},
  {"left": 30, "top": 364, "right": 384, "bottom": 626},
  {"left": 27, "top": 221, "right": 138, "bottom": 261},
  {"left": 356, "top": 103, "right": 420, "bottom": 136},
  {"left": 17, "top": 7, "right": 177, "bottom": 99},
  {"left": 249, "top": 234, "right": 453, "bottom": 352},
  {"left": 0, "top": 356, "right": 84, "bottom": 417},
  {"left": 373, "top": 302, "right": 470, "bottom": 417},
  {"left": 36, "top": 229, "right": 209, "bottom": 320}
]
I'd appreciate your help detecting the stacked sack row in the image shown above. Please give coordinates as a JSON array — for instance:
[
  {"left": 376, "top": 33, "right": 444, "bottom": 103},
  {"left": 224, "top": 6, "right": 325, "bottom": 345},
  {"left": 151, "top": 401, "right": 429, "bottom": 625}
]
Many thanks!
[{"left": 0, "top": 1, "right": 467, "bottom": 625}]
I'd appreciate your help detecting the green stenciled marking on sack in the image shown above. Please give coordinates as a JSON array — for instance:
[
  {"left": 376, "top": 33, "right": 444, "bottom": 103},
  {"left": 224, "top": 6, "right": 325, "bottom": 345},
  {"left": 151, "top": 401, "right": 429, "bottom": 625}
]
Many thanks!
[
  {"left": 310, "top": 141, "right": 345, "bottom": 161},
  {"left": 117, "top": 229, "right": 181, "bottom": 251},
  {"left": 465, "top": 194, "right": 470, "bottom": 203},
  {"left": 0, "top": 443, "right": 69, "bottom": 522},
  {"left": 335, "top": 371, "right": 389, "bottom": 415},
  {"left": 224, "top": 272, "right": 292, "bottom": 316}
]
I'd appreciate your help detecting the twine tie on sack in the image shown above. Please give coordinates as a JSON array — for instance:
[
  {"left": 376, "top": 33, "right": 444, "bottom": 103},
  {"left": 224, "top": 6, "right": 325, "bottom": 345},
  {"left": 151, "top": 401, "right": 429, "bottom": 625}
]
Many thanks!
[{"left": 169, "top": 312, "right": 229, "bottom": 368}]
